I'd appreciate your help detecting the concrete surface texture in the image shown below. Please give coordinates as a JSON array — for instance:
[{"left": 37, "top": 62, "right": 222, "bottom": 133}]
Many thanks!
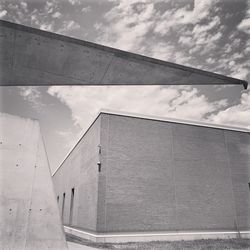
[
  {"left": 0, "top": 113, "right": 68, "bottom": 250},
  {"left": 64, "top": 226, "right": 250, "bottom": 243},
  {"left": 53, "top": 111, "right": 250, "bottom": 235},
  {"left": 0, "top": 20, "right": 247, "bottom": 88},
  {"left": 67, "top": 242, "right": 98, "bottom": 250}
]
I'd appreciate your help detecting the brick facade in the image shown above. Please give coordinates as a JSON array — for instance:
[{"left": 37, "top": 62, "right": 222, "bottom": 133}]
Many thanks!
[{"left": 53, "top": 112, "right": 250, "bottom": 233}]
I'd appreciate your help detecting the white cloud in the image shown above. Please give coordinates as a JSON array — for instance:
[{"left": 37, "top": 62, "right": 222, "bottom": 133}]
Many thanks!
[
  {"left": 20, "top": 1, "right": 28, "bottom": 13},
  {"left": 68, "top": 0, "right": 81, "bottom": 5},
  {"left": 81, "top": 6, "right": 91, "bottom": 13},
  {"left": 56, "top": 129, "right": 82, "bottom": 151},
  {"left": 45, "top": 1, "right": 54, "bottom": 14},
  {"left": 178, "top": 36, "right": 193, "bottom": 47},
  {"left": 208, "top": 91, "right": 250, "bottom": 128},
  {"left": 95, "top": 1, "right": 157, "bottom": 51},
  {"left": 48, "top": 86, "right": 227, "bottom": 131},
  {"left": 231, "top": 67, "right": 249, "bottom": 80},
  {"left": 149, "top": 43, "right": 192, "bottom": 65},
  {"left": 185, "top": 16, "right": 222, "bottom": 55},
  {"left": 150, "top": 43, "right": 175, "bottom": 60},
  {"left": 52, "top": 11, "right": 62, "bottom": 18},
  {"left": 40, "top": 23, "right": 54, "bottom": 32},
  {"left": 95, "top": 0, "right": 224, "bottom": 63},
  {"left": 18, "top": 87, "right": 43, "bottom": 110},
  {"left": 0, "top": 10, "right": 7, "bottom": 18},
  {"left": 194, "top": 16, "right": 220, "bottom": 33},
  {"left": 154, "top": 0, "right": 219, "bottom": 37},
  {"left": 238, "top": 8, "right": 250, "bottom": 34},
  {"left": 57, "top": 20, "right": 80, "bottom": 34},
  {"left": 175, "top": 0, "right": 219, "bottom": 24},
  {"left": 206, "top": 57, "right": 216, "bottom": 64},
  {"left": 223, "top": 43, "right": 233, "bottom": 54}
]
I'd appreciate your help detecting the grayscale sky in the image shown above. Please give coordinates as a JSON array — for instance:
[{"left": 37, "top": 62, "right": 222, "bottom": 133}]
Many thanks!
[{"left": 0, "top": 0, "right": 249, "bottom": 172}]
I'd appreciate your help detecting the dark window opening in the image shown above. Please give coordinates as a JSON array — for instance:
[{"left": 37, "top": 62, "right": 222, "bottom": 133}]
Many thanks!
[
  {"left": 62, "top": 193, "right": 65, "bottom": 221},
  {"left": 98, "top": 162, "right": 101, "bottom": 172},
  {"left": 248, "top": 183, "right": 250, "bottom": 191},
  {"left": 69, "top": 188, "right": 75, "bottom": 225},
  {"left": 57, "top": 195, "right": 59, "bottom": 203},
  {"left": 98, "top": 145, "right": 101, "bottom": 154}
]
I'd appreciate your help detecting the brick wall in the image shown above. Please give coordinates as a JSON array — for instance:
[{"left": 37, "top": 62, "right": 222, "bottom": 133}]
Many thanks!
[
  {"left": 53, "top": 112, "right": 250, "bottom": 233},
  {"left": 100, "top": 113, "right": 250, "bottom": 232},
  {"left": 225, "top": 131, "right": 250, "bottom": 230},
  {"left": 52, "top": 116, "right": 101, "bottom": 231}
]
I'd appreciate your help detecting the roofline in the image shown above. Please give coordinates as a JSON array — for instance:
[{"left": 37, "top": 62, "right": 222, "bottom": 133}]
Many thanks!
[
  {"left": 100, "top": 109, "right": 250, "bottom": 133},
  {"left": 52, "top": 109, "right": 249, "bottom": 177},
  {"left": 52, "top": 112, "right": 102, "bottom": 176},
  {"left": 0, "top": 19, "right": 248, "bottom": 88}
]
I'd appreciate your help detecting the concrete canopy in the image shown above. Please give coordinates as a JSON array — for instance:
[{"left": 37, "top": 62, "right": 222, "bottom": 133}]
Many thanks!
[{"left": 0, "top": 20, "right": 248, "bottom": 88}]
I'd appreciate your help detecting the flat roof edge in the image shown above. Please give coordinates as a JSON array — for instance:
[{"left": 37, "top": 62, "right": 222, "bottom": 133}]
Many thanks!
[
  {"left": 52, "top": 112, "right": 102, "bottom": 177},
  {"left": 99, "top": 109, "right": 250, "bottom": 133},
  {"left": 52, "top": 109, "right": 249, "bottom": 177}
]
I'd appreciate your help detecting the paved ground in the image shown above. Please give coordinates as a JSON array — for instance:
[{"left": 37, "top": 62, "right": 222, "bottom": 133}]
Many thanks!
[{"left": 67, "top": 241, "right": 100, "bottom": 250}]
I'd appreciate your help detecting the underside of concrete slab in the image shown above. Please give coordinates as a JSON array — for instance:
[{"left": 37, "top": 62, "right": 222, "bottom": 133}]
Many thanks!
[
  {"left": 0, "top": 20, "right": 248, "bottom": 88},
  {"left": 0, "top": 113, "right": 68, "bottom": 250}
]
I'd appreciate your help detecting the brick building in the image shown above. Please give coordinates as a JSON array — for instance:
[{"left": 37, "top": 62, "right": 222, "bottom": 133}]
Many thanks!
[{"left": 52, "top": 110, "right": 250, "bottom": 239}]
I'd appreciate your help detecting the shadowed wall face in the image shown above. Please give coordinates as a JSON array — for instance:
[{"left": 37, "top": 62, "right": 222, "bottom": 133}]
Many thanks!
[
  {"left": 53, "top": 113, "right": 250, "bottom": 233},
  {"left": 52, "top": 116, "right": 101, "bottom": 231},
  {"left": 0, "top": 113, "right": 67, "bottom": 250}
]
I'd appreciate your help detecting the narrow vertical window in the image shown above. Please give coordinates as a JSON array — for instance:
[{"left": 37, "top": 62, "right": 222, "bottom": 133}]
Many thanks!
[
  {"left": 97, "top": 162, "right": 101, "bottom": 172},
  {"left": 69, "top": 188, "right": 75, "bottom": 225},
  {"left": 57, "top": 195, "right": 59, "bottom": 203},
  {"left": 62, "top": 193, "right": 65, "bottom": 222},
  {"left": 248, "top": 183, "right": 250, "bottom": 191},
  {"left": 98, "top": 144, "right": 101, "bottom": 154}
]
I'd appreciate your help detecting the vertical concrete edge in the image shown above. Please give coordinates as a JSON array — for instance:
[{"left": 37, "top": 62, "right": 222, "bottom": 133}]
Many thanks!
[{"left": 41, "top": 131, "right": 67, "bottom": 238}]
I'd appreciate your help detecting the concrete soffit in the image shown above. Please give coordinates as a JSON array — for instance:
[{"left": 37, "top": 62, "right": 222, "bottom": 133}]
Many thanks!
[{"left": 0, "top": 20, "right": 248, "bottom": 88}]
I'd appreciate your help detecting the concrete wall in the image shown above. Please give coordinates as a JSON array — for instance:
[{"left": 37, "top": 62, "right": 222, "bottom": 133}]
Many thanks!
[
  {"left": 99, "top": 113, "right": 250, "bottom": 232},
  {"left": 53, "top": 116, "right": 101, "bottom": 231},
  {"left": 0, "top": 113, "right": 67, "bottom": 250},
  {"left": 0, "top": 20, "right": 247, "bottom": 88}
]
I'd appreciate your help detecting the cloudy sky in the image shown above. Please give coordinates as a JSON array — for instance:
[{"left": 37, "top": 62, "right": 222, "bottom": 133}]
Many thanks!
[{"left": 0, "top": 0, "right": 249, "bottom": 172}]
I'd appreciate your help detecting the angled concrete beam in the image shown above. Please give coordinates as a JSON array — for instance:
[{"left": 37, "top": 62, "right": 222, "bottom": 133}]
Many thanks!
[{"left": 0, "top": 20, "right": 248, "bottom": 88}]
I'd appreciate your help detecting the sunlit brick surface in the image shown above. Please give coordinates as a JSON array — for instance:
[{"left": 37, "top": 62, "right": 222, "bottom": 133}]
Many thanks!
[{"left": 53, "top": 113, "right": 250, "bottom": 233}]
